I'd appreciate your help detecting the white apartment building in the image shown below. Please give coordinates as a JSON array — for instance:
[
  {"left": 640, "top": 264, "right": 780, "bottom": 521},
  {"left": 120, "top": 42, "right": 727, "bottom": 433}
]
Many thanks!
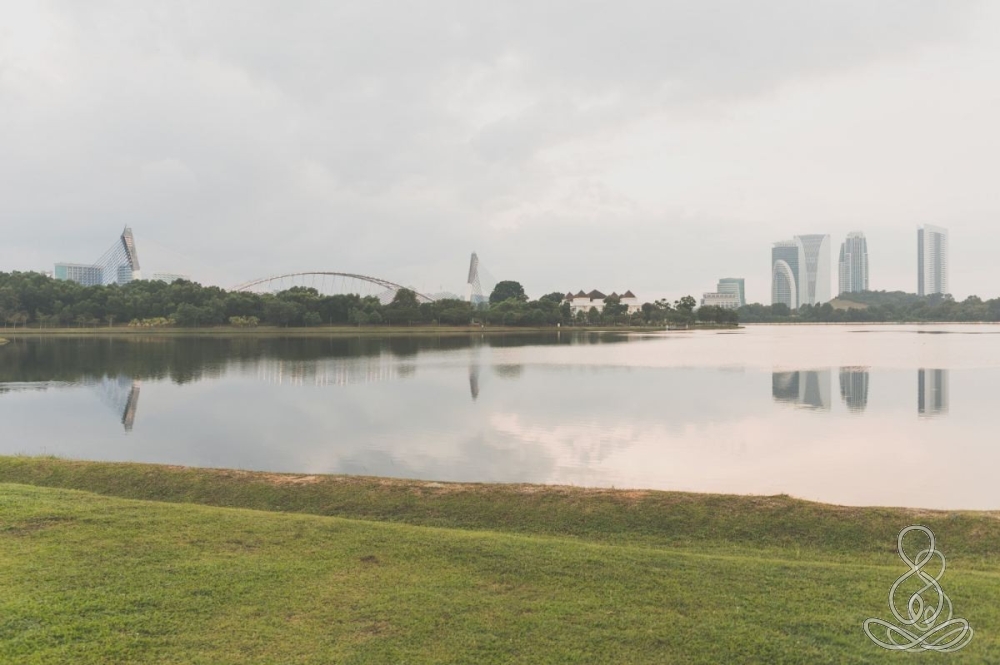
[{"left": 564, "top": 290, "right": 641, "bottom": 315}]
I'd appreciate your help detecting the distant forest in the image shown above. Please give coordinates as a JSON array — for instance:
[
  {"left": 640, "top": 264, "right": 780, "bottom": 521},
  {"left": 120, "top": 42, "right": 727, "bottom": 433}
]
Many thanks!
[
  {"left": 3, "top": 272, "right": 993, "bottom": 329},
  {"left": 0, "top": 272, "right": 729, "bottom": 328},
  {"left": 738, "top": 291, "right": 1000, "bottom": 323}
]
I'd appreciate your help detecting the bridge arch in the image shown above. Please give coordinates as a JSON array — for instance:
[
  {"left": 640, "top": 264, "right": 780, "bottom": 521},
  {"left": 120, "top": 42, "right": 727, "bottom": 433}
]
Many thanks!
[{"left": 232, "top": 272, "right": 435, "bottom": 304}]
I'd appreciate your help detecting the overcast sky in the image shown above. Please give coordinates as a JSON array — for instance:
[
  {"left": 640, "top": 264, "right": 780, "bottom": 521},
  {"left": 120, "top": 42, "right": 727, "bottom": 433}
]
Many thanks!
[{"left": 1, "top": 1, "right": 997, "bottom": 303}]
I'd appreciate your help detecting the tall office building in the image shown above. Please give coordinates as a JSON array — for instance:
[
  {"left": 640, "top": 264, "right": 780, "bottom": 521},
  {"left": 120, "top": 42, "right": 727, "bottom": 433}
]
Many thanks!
[
  {"left": 838, "top": 232, "right": 869, "bottom": 295},
  {"left": 917, "top": 225, "right": 948, "bottom": 296},
  {"left": 771, "top": 234, "right": 831, "bottom": 308},
  {"left": 771, "top": 241, "right": 800, "bottom": 308},
  {"left": 54, "top": 227, "right": 141, "bottom": 287},
  {"left": 717, "top": 278, "right": 745, "bottom": 307},
  {"left": 797, "top": 234, "right": 831, "bottom": 306}
]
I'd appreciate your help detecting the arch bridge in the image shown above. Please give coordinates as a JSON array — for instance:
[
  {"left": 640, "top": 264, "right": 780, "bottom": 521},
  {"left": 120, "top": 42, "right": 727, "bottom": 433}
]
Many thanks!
[{"left": 232, "top": 272, "right": 435, "bottom": 304}]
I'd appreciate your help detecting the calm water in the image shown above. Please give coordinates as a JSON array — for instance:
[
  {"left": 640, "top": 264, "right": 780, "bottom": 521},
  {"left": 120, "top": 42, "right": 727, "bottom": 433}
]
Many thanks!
[{"left": 1, "top": 326, "right": 997, "bottom": 509}]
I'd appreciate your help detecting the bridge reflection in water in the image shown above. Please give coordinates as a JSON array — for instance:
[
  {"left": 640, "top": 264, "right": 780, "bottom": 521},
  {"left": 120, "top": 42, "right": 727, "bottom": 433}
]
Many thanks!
[{"left": 251, "top": 357, "right": 414, "bottom": 387}]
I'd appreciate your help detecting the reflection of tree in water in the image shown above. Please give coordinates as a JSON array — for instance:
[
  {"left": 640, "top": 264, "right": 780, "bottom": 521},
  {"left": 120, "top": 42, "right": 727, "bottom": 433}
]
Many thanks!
[{"left": 0, "top": 332, "right": 639, "bottom": 387}]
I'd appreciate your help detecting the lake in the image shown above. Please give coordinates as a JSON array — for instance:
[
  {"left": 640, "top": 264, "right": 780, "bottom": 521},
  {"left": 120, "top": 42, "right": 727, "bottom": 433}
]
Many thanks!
[{"left": 1, "top": 325, "right": 997, "bottom": 509}]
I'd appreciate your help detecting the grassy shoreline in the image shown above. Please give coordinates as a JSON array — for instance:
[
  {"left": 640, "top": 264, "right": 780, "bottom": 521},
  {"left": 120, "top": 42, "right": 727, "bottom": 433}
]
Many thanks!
[
  {"left": 2, "top": 457, "right": 997, "bottom": 663},
  {"left": 1, "top": 456, "right": 998, "bottom": 560}
]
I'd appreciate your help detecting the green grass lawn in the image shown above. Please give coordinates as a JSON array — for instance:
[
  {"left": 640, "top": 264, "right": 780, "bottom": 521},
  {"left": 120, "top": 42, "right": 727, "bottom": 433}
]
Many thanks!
[{"left": 1, "top": 458, "right": 998, "bottom": 663}]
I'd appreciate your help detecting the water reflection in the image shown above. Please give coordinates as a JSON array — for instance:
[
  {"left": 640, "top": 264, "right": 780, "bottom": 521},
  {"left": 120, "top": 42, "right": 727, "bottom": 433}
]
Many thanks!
[
  {"left": 469, "top": 364, "right": 480, "bottom": 401},
  {"left": 918, "top": 368, "right": 949, "bottom": 417},
  {"left": 839, "top": 367, "right": 870, "bottom": 413},
  {"left": 773, "top": 368, "right": 949, "bottom": 418},
  {"left": 772, "top": 370, "right": 831, "bottom": 410},
  {"left": 92, "top": 376, "right": 142, "bottom": 432},
  {"left": 254, "top": 358, "right": 410, "bottom": 387},
  {"left": 1, "top": 330, "right": 991, "bottom": 508}
]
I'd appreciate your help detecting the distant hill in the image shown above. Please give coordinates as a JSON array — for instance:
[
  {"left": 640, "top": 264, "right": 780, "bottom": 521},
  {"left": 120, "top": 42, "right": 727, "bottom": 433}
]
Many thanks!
[
  {"left": 833, "top": 290, "right": 952, "bottom": 308},
  {"left": 827, "top": 298, "right": 868, "bottom": 310}
]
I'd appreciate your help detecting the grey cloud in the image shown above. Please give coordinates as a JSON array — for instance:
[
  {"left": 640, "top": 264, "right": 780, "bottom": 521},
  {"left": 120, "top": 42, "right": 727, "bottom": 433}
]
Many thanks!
[{"left": 0, "top": 1, "right": 989, "bottom": 297}]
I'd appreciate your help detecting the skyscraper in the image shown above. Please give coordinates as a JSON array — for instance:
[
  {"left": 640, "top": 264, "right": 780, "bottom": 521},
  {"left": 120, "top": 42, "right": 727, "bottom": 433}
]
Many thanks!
[
  {"left": 717, "top": 278, "right": 745, "bottom": 307},
  {"left": 54, "top": 227, "right": 141, "bottom": 287},
  {"left": 771, "top": 241, "right": 799, "bottom": 308},
  {"left": 796, "top": 234, "right": 831, "bottom": 306},
  {"left": 838, "top": 232, "right": 869, "bottom": 295},
  {"left": 771, "top": 235, "right": 831, "bottom": 308},
  {"left": 917, "top": 225, "right": 949, "bottom": 296}
]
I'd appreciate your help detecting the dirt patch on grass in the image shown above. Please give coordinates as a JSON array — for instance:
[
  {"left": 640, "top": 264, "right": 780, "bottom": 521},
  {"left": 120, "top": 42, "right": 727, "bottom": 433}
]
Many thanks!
[
  {"left": 1, "top": 515, "right": 74, "bottom": 537},
  {"left": 259, "top": 474, "right": 322, "bottom": 486}
]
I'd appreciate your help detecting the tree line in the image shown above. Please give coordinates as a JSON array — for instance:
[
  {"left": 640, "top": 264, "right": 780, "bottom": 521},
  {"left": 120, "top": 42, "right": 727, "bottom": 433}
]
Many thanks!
[
  {"left": 736, "top": 291, "right": 1000, "bottom": 323},
  {"left": 0, "top": 271, "right": 729, "bottom": 328}
]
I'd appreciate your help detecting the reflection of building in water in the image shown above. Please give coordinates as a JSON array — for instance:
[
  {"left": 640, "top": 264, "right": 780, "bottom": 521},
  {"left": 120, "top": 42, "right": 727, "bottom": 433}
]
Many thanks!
[
  {"left": 92, "top": 375, "right": 141, "bottom": 432},
  {"left": 772, "top": 370, "right": 831, "bottom": 410},
  {"left": 918, "top": 369, "right": 949, "bottom": 417},
  {"left": 469, "top": 364, "right": 480, "bottom": 401},
  {"left": 772, "top": 371, "right": 799, "bottom": 402},
  {"left": 253, "top": 357, "right": 406, "bottom": 387},
  {"left": 1, "top": 377, "right": 141, "bottom": 431},
  {"left": 839, "top": 367, "right": 870, "bottom": 413}
]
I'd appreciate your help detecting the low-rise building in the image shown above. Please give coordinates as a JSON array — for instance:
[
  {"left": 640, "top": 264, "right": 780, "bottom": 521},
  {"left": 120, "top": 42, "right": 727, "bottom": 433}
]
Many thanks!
[
  {"left": 563, "top": 289, "right": 642, "bottom": 315},
  {"left": 717, "top": 278, "right": 745, "bottom": 307},
  {"left": 700, "top": 292, "right": 742, "bottom": 309}
]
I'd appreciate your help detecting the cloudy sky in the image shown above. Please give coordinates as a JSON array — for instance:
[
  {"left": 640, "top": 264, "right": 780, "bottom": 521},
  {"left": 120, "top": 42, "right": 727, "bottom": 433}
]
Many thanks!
[{"left": 1, "top": 1, "right": 997, "bottom": 303}]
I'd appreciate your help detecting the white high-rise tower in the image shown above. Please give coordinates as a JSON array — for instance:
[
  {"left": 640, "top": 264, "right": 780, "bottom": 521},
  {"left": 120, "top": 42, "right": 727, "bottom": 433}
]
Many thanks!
[
  {"left": 795, "top": 234, "right": 831, "bottom": 306},
  {"left": 917, "top": 225, "right": 948, "bottom": 296},
  {"left": 838, "top": 232, "right": 869, "bottom": 295}
]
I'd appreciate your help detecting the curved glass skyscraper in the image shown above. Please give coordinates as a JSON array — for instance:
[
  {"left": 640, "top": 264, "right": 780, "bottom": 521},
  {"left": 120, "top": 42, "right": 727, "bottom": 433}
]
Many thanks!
[
  {"left": 771, "top": 234, "right": 831, "bottom": 308},
  {"left": 771, "top": 241, "right": 799, "bottom": 308}
]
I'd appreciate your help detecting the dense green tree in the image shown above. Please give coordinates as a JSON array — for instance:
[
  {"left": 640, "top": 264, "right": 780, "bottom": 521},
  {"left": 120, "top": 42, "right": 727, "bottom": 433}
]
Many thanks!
[
  {"left": 386, "top": 288, "right": 420, "bottom": 324},
  {"left": 489, "top": 280, "right": 527, "bottom": 304},
  {"left": 602, "top": 295, "right": 628, "bottom": 323},
  {"left": 675, "top": 295, "right": 697, "bottom": 313}
]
